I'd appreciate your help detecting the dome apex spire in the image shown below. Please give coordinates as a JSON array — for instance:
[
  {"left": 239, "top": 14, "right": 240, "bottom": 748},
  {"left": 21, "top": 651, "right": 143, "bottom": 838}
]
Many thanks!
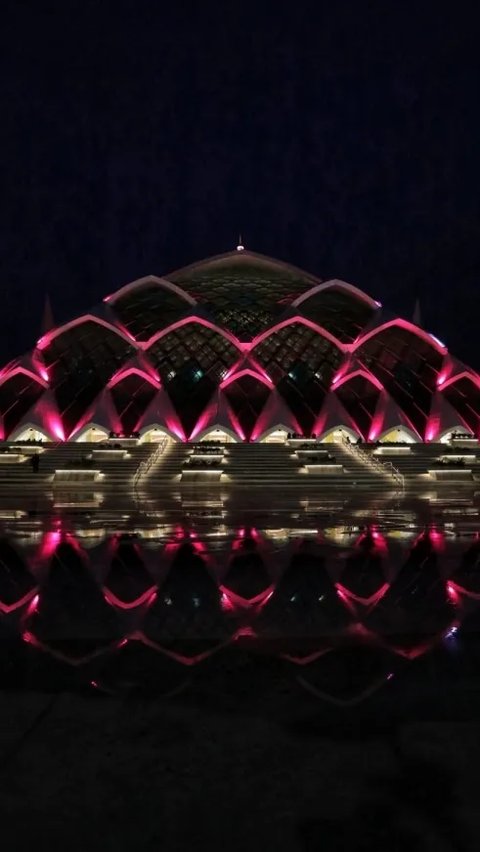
[{"left": 236, "top": 234, "right": 245, "bottom": 251}]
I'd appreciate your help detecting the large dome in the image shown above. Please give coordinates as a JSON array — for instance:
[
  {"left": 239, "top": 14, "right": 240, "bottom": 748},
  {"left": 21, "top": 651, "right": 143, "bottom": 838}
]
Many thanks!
[{"left": 1, "top": 250, "right": 479, "bottom": 442}]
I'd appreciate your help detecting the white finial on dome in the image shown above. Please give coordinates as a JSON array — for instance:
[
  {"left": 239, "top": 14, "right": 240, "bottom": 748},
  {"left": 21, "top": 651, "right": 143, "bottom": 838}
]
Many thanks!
[{"left": 236, "top": 233, "right": 245, "bottom": 251}]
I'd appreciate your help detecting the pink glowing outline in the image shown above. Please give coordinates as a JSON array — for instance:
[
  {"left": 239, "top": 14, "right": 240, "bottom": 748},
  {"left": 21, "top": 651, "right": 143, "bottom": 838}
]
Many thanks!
[
  {"left": 130, "top": 630, "right": 231, "bottom": 665},
  {"left": 107, "top": 366, "right": 161, "bottom": 390},
  {"left": 103, "top": 586, "right": 157, "bottom": 610},
  {"left": 219, "top": 584, "right": 274, "bottom": 609},
  {"left": 0, "top": 365, "right": 48, "bottom": 389},
  {"left": 438, "top": 370, "right": 480, "bottom": 391},
  {"left": 143, "top": 316, "right": 244, "bottom": 352},
  {"left": 104, "top": 274, "right": 197, "bottom": 306},
  {"left": 0, "top": 586, "right": 38, "bottom": 614},
  {"left": 250, "top": 316, "right": 347, "bottom": 353},
  {"left": 333, "top": 368, "right": 384, "bottom": 392},
  {"left": 36, "top": 315, "right": 135, "bottom": 350},
  {"left": 292, "top": 279, "right": 379, "bottom": 310},
  {"left": 335, "top": 581, "right": 390, "bottom": 609},
  {"left": 220, "top": 368, "right": 274, "bottom": 390},
  {"left": 353, "top": 318, "right": 448, "bottom": 354}
]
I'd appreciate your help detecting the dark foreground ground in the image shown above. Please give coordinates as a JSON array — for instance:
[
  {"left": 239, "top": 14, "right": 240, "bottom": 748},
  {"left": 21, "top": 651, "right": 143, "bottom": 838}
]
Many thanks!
[{"left": 1, "top": 654, "right": 480, "bottom": 852}]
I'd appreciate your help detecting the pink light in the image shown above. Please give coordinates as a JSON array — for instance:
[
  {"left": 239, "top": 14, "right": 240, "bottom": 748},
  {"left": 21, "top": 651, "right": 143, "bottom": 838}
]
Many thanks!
[
  {"left": 188, "top": 403, "right": 218, "bottom": 441},
  {"left": 429, "top": 527, "right": 445, "bottom": 552},
  {"left": 103, "top": 586, "right": 157, "bottom": 610},
  {"left": 31, "top": 350, "right": 50, "bottom": 382},
  {"left": 37, "top": 530, "right": 62, "bottom": 563},
  {"left": 335, "top": 584, "right": 356, "bottom": 612},
  {"left": 0, "top": 587, "right": 38, "bottom": 614},
  {"left": 26, "top": 593, "right": 40, "bottom": 615},
  {"left": 353, "top": 318, "right": 448, "bottom": 355},
  {"left": 438, "top": 370, "right": 480, "bottom": 392},
  {"left": 165, "top": 416, "right": 186, "bottom": 442},
  {"left": 425, "top": 416, "right": 440, "bottom": 442},
  {"left": 250, "top": 316, "right": 346, "bottom": 354},
  {"left": 107, "top": 366, "right": 161, "bottom": 389},
  {"left": 144, "top": 316, "right": 243, "bottom": 353},
  {"left": 227, "top": 406, "right": 246, "bottom": 441},
  {"left": 0, "top": 365, "right": 47, "bottom": 389},
  {"left": 333, "top": 368, "right": 384, "bottom": 392},
  {"left": 446, "top": 581, "right": 461, "bottom": 604},
  {"left": 36, "top": 314, "right": 134, "bottom": 350},
  {"left": 45, "top": 412, "right": 65, "bottom": 441},
  {"left": 220, "top": 368, "right": 273, "bottom": 391},
  {"left": 219, "top": 584, "right": 274, "bottom": 610},
  {"left": 336, "top": 581, "right": 390, "bottom": 609},
  {"left": 245, "top": 356, "right": 274, "bottom": 385}
]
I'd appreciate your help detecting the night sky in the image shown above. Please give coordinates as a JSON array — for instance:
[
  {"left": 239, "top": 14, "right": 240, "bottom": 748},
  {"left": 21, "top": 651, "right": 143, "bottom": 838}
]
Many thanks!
[{"left": 1, "top": 1, "right": 479, "bottom": 366}]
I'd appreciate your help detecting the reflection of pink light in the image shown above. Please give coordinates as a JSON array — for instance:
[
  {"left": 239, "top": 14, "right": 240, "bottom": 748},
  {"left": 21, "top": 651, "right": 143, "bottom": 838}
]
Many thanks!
[
  {"left": 26, "top": 593, "right": 40, "bottom": 615},
  {"left": 134, "top": 630, "right": 228, "bottom": 664},
  {"left": 335, "top": 585, "right": 356, "bottom": 612},
  {"left": 38, "top": 530, "right": 62, "bottom": 563},
  {"left": 446, "top": 581, "right": 462, "bottom": 604},
  {"left": 0, "top": 587, "right": 38, "bottom": 614},
  {"left": 219, "top": 584, "right": 274, "bottom": 610},
  {"left": 429, "top": 527, "right": 445, "bottom": 552},
  {"left": 336, "top": 581, "right": 390, "bottom": 608},
  {"left": 103, "top": 586, "right": 157, "bottom": 610}
]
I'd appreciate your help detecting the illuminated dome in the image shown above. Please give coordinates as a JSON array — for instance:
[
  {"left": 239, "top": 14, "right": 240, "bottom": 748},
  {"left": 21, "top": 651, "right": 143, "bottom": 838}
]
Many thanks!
[{"left": 1, "top": 250, "right": 479, "bottom": 443}]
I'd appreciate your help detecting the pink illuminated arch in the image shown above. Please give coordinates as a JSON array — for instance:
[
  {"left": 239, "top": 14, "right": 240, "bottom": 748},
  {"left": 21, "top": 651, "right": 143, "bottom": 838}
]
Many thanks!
[
  {"left": 220, "top": 368, "right": 273, "bottom": 390},
  {"left": 249, "top": 316, "right": 347, "bottom": 353},
  {"left": 143, "top": 316, "right": 244, "bottom": 352},
  {"left": 292, "top": 279, "right": 379, "bottom": 310},
  {"left": 36, "top": 315, "right": 136, "bottom": 351},
  {"left": 332, "top": 368, "right": 384, "bottom": 392},
  {"left": 104, "top": 274, "right": 196, "bottom": 306},
  {"left": 353, "top": 318, "right": 448, "bottom": 355},
  {"left": 438, "top": 370, "right": 480, "bottom": 391},
  {"left": 0, "top": 365, "right": 48, "bottom": 389},
  {"left": 107, "top": 366, "right": 161, "bottom": 390}
]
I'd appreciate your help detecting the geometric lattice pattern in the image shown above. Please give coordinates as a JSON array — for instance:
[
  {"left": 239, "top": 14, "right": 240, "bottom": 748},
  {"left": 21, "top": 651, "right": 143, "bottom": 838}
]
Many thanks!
[{"left": 0, "top": 249, "right": 479, "bottom": 441}]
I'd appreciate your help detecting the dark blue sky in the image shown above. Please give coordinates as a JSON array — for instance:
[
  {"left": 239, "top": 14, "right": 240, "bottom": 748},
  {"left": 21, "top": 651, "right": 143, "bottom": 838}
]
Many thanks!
[{"left": 1, "top": 0, "right": 479, "bottom": 365}]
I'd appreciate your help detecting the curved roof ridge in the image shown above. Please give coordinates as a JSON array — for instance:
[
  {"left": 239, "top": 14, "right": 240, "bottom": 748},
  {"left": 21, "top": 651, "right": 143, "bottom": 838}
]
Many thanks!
[
  {"left": 165, "top": 249, "right": 322, "bottom": 285},
  {"left": 104, "top": 274, "right": 196, "bottom": 306},
  {"left": 292, "top": 278, "right": 380, "bottom": 310}
]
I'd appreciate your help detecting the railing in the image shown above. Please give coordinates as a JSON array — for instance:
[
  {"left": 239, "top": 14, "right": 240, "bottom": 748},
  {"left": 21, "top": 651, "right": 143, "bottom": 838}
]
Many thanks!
[
  {"left": 342, "top": 439, "right": 405, "bottom": 489},
  {"left": 133, "top": 437, "right": 168, "bottom": 490}
]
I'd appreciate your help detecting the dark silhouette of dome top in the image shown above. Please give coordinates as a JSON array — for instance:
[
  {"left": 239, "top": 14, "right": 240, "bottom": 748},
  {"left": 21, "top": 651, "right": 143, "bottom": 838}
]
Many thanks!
[{"left": 0, "top": 250, "right": 479, "bottom": 443}]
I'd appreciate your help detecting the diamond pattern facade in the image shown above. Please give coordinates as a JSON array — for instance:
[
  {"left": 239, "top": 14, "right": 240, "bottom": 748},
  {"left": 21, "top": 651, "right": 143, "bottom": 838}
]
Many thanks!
[{"left": 0, "top": 249, "right": 479, "bottom": 442}]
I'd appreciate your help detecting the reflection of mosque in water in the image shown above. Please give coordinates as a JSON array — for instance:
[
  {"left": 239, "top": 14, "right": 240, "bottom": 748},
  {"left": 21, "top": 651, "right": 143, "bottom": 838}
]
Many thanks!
[{"left": 2, "top": 522, "right": 480, "bottom": 704}]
